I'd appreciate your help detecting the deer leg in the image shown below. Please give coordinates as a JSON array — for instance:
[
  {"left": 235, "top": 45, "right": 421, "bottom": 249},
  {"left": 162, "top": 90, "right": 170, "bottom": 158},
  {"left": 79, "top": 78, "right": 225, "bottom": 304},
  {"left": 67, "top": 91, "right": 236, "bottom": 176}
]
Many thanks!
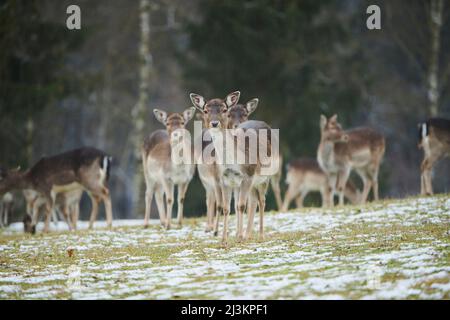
[
  {"left": 72, "top": 203, "right": 80, "bottom": 230},
  {"left": 422, "top": 158, "right": 433, "bottom": 195},
  {"left": 270, "top": 175, "right": 282, "bottom": 211},
  {"left": 205, "top": 190, "right": 215, "bottom": 232},
  {"left": 52, "top": 206, "right": 59, "bottom": 227},
  {"left": 212, "top": 182, "right": 223, "bottom": 237},
  {"left": 154, "top": 185, "right": 166, "bottom": 227},
  {"left": 237, "top": 179, "right": 252, "bottom": 240},
  {"left": 296, "top": 190, "right": 307, "bottom": 209},
  {"left": 281, "top": 182, "right": 300, "bottom": 211},
  {"left": 88, "top": 194, "right": 100, "bottom": 229},
  {"left": 176, "top": 182, "right": 189, "bottom": 227},
  {"left": 357, "top": 170, "right": 372, "bottom": 204},
  {"left": 371, "top": 166, "right": 380, "bottom": 201},
  {"left": 244, "top": 190, "right": 257, "bottom": 240},
  {"left": 320, "top": 187, "right": 327, "bottom": 208},
  {"left": 221, "top": 186, "right": 232, "bottom": 245},
  {"left": 43, "top": 193, "right": 55, "bottom": 233},
  {"left": 162, "top": 181, "right": 174, "bottom": 230},
  {"left": 326, "top": 174, "right": 337, "bottom": 207},
  {"left": 31, "top": 199, "right": 41, "bottom": 226},
  {"left": 337, "top": 168, "right": 351, "bottom": 206},
  {"left": 62, "top": 204, "right": 73, "bottom": 231},
  {"left": 257, "top": 183, "right": 269, "bottom": 240},
  {"left": 421, "top": 150, "right": 442, "bottom": 196},
  {"left": 102, "top": 191, "right": 113, "bottom": 229},
  {"left": 144, "top": 182, "right": 155, "bottom": 228},
  {"left": 233, "top": 188, "right": 242, "bottom": 240},
  {"left": 0, "top": 204, "right": 3, "bottom": 228},
  {"left": 420, "top": 168, "right": 426, "bottom": 195}
]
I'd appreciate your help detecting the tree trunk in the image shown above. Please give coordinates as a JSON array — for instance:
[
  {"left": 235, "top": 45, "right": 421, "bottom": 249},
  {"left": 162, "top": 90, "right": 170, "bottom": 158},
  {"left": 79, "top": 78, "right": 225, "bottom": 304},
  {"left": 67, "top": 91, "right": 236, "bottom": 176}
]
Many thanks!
[
  {"left": 428, "top": 0, "right": 443, "bottom": 117},
  {"left": 25, "top": 116, "right": 34, "bottom": 165},
  {"left": 131, "top": 0, "right": 151, "bottom": 215}
]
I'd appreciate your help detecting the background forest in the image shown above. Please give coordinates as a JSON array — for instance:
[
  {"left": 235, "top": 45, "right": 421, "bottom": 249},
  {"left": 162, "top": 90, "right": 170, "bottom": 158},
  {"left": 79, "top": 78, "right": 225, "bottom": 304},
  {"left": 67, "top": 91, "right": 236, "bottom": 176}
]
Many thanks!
[{"left": 1, "top": 0, "right": 449, "bottom": 221}]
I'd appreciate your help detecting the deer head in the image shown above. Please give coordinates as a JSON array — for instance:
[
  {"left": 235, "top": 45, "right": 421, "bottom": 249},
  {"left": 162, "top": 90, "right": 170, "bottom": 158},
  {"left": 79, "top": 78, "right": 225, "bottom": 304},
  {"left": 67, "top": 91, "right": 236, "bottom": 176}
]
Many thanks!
[
  {"left": 23, "top": 213, "right": 36, "bottom": 234},
  {"left": 226, "top": 98, "right": 259, "bottom": 129},
  {"left": 0, "top": 166, "right": 23, "bottom": 196},
  {"left": 190, "top": 91, "right": 240, "bottom": 129},
  {"left": 154, "top": 107, "right": 196, "bottom": 145},
  {"left": 320, "top": 114, "right": 349, "bottom": 143}
]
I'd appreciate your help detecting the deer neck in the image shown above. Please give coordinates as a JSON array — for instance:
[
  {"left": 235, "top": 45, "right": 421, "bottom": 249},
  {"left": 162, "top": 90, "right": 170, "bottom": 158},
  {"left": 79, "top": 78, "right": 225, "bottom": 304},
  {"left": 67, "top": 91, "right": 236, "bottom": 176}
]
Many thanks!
[
  {"left": 209, "top": 128, "right": 225, "bottom": 160},
  {"left": 169, "top": 134, "right": 192, "bottom": 167},
  {"left": 318, "top": 139, "right": 336, "bottom": 167}
]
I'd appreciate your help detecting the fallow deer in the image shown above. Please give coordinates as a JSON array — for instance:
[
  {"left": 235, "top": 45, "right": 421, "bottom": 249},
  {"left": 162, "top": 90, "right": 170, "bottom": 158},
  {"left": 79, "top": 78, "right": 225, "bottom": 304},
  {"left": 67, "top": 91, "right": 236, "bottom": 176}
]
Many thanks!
[
  {"left": 191, "top": 91, "right": 279, "bottom": 244},
  {"left": 317, "top": 115, "right": 385, "bottom": 206},
  {"left": 282, "top": 157, "right": 360, "bottom": 210},
  {"left": 227, "top": 102, "right": 283, "bottom": 212},
  {"left": 0, "top": 192, "right": 13, "bottom": 228},
  {"left": 23, "top": 187, "right": 84, "bottom": 231},
  {"left": 418, "top": 118, "right": 450, "bottom": 195},
  {"left": 142, "top": 107, "right": 196, "bottom": 229},
  {"left": 0, "top": 147, "right": 113, "bottom": 233}
]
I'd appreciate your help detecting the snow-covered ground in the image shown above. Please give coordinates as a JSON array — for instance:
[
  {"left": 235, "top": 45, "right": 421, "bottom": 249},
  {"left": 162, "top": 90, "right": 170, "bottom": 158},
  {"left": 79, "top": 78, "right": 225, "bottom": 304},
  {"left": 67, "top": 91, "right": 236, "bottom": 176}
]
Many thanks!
[{"left": 0, "top": 196, "right": 449, "bottom": 299}]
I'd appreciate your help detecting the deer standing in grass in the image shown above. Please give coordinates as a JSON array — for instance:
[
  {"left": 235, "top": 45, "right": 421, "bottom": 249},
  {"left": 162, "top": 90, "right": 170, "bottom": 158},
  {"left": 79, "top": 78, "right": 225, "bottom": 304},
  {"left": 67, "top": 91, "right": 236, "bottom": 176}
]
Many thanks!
[
  {"left": 142, "top": 107, "right": 196, "bottom": 229},
  {"left": 282, "top": 158, "right": 360, "bottom": 210},
  {"left": 227, "top": 102, "right": 283, "bottom": 212},
  {"left": 0, "top": 147, "right": 113, "bottom": 233},
  {"left": 418, "top": 118, "right": 450, "bottom": 195},
  {"left": 23, "top": 188, "right": 84, "bottom": 231},
  {"left": 317, "top": 115, "right": 385, "bottom": 206},
  {"left": 191, "top": 91, "right": 279, "bottom": 244}
]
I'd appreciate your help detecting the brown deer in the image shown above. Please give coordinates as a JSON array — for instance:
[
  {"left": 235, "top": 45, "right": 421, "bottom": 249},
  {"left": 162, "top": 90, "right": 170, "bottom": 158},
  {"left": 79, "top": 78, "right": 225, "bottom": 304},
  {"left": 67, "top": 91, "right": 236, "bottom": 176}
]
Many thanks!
[
  {"left": 227, "top": 102, "right": 283, "bottom": 212},
  {"left": 418, "top": 118, "right": 450, "bottom": 195},
  {"left": 282, "top": 158, "right": 360, "bottom": 210},
  {"left": 0, "top": 192, "right": 13, "bottom": 228},
  {"left": 317, "top": 115, "right": 385, "bottom": 206},
  {"left": 23, "top": 187, "right": 84, "bottom": 231},
  {"left": 0, "top": 147, "right": 113, "bottom": 233},
  {"left": 142, "top": 107, "right": 196, "bottom": 229},
  {"left": 191, "top": 91, "right": 279, "bottom": 244}
]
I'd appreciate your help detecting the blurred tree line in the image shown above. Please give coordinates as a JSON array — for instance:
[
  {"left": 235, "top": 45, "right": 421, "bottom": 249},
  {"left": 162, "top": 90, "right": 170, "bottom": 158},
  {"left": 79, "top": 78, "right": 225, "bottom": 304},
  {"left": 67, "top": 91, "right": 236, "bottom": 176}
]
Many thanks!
[{"left": 0, "top": 0, "right": 449, "bottom": 221}]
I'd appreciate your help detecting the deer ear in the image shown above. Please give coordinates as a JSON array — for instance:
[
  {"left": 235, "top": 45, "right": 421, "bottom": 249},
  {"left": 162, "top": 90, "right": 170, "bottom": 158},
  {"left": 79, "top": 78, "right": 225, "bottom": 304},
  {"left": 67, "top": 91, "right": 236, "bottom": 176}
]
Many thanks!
[
  {"left": 153, "top": 109, "right": 167, "bottom": 124},
  {"left": 246, "top": 98, "right": 259, "bottom": 115},
  {"left": 183, "top": 107, "right": 196, "bottom": 123},
  {"left": 320, "top": 115, "right": 327, "bottom": 130},
  {"left": 190, "top": 93, "right": 206, "bottom": 112},
  {"left": 225, "top": 91, "right": 240, "bottom": 107}
]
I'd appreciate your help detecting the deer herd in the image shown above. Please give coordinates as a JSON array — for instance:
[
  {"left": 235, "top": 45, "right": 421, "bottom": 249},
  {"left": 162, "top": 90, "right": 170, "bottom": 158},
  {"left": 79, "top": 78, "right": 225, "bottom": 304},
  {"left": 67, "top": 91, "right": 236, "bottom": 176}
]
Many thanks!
[{"left": 0, "top": 91, "right": 449, "bottom": 245}]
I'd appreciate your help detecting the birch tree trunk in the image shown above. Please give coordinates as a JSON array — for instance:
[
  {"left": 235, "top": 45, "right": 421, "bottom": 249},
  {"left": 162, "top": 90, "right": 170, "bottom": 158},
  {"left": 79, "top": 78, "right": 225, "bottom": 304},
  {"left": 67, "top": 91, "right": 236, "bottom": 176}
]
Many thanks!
[
  {"left": 428, "top": 0, "right": 443, "bottom": 117},
  {"left": 25, "top": 116, "right": 34, "bottom": 165},
  {"left": 131, "top": 0, "right": 151, "bottom": 215}
]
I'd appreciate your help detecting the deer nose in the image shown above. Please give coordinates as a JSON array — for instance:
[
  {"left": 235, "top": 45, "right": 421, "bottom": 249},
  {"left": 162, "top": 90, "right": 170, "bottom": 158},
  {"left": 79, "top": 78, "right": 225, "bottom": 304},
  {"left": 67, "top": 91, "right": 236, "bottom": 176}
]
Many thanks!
[{"left": 211, "top": 121, "right": 220, "bottom": 128}]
